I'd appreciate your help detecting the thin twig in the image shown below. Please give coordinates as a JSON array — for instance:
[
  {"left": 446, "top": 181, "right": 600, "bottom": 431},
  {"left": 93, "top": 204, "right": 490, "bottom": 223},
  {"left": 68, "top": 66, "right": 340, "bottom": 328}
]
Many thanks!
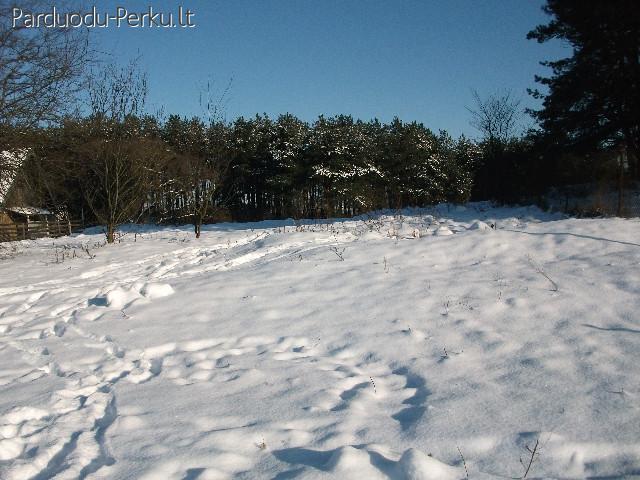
[
  {"left": 520, "top": 438, "right": 540, "bottom": 479},
  {"left": 527, "top": 255, "right": 558, "bottom": 291},
  {"left": 329, "top": 246, "right": 345, "bottom": 261},
  {"left": 457, "top": 446, "right": 469, "bottom": 480}
]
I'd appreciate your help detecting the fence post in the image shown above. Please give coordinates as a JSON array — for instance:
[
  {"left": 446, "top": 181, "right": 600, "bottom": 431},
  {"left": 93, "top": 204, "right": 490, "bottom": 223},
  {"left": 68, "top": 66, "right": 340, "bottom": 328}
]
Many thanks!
[{"left": 68, "top": 219, "right": 72, "bottom": 236}]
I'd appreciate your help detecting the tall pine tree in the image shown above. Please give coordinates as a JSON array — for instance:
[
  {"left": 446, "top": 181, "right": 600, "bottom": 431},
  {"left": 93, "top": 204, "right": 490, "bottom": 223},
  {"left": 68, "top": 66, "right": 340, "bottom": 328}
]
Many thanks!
[{"left": 528, "top": 1, "right": 640, "bottom": 180}]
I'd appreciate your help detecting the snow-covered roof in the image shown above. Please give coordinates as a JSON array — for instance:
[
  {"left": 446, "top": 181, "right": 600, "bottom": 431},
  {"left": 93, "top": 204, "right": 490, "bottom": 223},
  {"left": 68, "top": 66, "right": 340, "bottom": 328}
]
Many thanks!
[{"left": 6, "top": 206, "right": 52, "bottom": 216}]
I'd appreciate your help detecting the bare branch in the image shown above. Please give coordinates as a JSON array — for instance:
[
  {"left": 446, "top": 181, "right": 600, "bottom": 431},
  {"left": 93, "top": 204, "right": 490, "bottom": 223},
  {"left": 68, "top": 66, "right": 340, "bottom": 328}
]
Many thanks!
[
  {"left": 0, "top": 1, "right": 91, "bottom": 128},
  {"left": 467, "top": 89, "right": 522, "bottom": 143}
]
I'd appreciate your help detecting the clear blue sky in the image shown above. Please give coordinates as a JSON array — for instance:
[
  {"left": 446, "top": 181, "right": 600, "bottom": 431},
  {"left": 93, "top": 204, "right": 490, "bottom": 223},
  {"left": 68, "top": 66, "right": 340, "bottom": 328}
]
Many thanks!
[{"left": 90, "top": 0, "right": 569, "bottom": 138}]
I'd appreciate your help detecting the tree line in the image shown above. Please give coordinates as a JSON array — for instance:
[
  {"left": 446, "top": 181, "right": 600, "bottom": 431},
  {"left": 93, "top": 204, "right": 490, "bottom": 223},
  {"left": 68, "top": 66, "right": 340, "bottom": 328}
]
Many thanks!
[
  {"left": 1, "top": 0, "right": 639, "bottom": 242},
  {"left": 9, "top": 105, "right": 480, "bottom": 242}
]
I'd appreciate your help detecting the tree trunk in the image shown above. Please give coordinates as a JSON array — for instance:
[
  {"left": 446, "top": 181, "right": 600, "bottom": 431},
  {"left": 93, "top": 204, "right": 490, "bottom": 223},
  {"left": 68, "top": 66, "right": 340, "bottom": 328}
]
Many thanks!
[
  {"left": 616, "top": 152, "right": 624, "bottom": 217},
  {"left": 106, "top": 223, "right": 115, "bottom": 244}
]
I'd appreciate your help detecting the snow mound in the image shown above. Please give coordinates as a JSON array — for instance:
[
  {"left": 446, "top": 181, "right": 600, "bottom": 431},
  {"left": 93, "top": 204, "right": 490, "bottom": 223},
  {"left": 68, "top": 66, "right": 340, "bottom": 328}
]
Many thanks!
[
  {"left": 396, "top": 448, "right": 462, "bottom": 480},
  {"left": 0, "top": 439, "right": 23, "bottom": 461},
  {"left": 326, "top": 446, "right": 386, "bottom": 477},
  {"left": 434, "top": 226, "right": 454, "bottom": 236},
  {"left": 140, "top": 283, "right": 174, "bottom": 299},
  {"left": 497, "top": 217, "right": 522, "bottom": 228},
  {"left": 96, "top": 283, "right": 173, "bottom": 309},
  {"left": 468, "top": 220, "right": 492, "bottom": 231},
  {"left": 359, "top": 230, "right": 385, "bottom": 241},
  {"left": 105, "top": 287, "right": 142, "bottom": 309},
  {"left": 3, "top": 407, "right": 49, "bottom": 424},
  {"left": 402, "top": 327, "right": 428, "bottom": 341}
]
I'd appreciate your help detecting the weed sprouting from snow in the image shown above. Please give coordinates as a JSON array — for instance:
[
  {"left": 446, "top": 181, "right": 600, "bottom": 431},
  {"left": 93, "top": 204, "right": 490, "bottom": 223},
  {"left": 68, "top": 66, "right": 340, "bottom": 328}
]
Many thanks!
[
  {"left": 48, "top": 242, "right": 101, "bottom": 264},
  {"left": 527, "top": 255, "right": 559, "bottom": 292},
  {"left": 440, "top": 346, "right": 463, "bottom": 361},
  {"left": 493, "top": 272, "right": 507, "bottom": 301},
  {"left": 441, "top": 299, "right": 450, "bottom": 316},
  {"left": 457, "top": 296, "right": 476, "bottom": 311},
  {"left": 520, "top": 437, "right": 541, "bottom": 479},
  {"left": 369, "top": 376, "right": 377, "bottom": 394},
  {"left": 605, "top": 386, "right": 626, "bottom": 396},
  {"left": 112, "top": 230, "right": 127, "bottom": 244},
  {"left": 257, "top": 437, "right": 267, "bottom": 450},
  {"left": 0, "top": 243, "right": 22, "bottom": 260},
  {"left": 457, "top": 446, "right": 469, "bottom": 480},
  {"left": 362, "top": 214, "right": 384, "bottom": 233},
  {"left": 329, "top": 246, "right": 345, "bottom": 261},
  {"left": 82, "top": 243, "right": 96, "bottom": 259}
]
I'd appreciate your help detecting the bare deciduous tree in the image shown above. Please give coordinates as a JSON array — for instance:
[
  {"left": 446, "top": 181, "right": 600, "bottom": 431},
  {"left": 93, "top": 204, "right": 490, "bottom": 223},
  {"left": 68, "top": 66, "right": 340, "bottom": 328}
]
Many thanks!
[
  {"left": 164, "top": 79, "right": 233, "bottom": 238},
  {"left": 88, "top": 62, "right": 148, "bottom": 124},
  {"left": 80, "top": 62, "right": 155, "bottom": 243},
  {"left": 174, "top": 153, "right": 220, "bottom": 238},
  {"left": 468, "top": 89, "right": 522, "bottom": 144},
  {"left": 82, "top": 137, "right": 166, "bottom": 243},
  {"left": 0, "top": 1, "right": 90, "bottom": 206},
  {"left": 0, "top": 1, "right": 89, "bottom": 128}
]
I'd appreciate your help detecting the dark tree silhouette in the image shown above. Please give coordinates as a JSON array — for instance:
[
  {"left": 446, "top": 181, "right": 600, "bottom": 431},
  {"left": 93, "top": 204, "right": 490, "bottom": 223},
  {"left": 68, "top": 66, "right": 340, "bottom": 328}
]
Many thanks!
[{"left": 528, "top": 1, "right": 640, "bottom": 181}]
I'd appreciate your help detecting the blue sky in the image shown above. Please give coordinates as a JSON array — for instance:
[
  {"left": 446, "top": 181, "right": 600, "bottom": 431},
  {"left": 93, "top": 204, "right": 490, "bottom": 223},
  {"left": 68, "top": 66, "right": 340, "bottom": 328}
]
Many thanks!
[{"left": 90, "top": 0, "right": 569, "bottom": 138}]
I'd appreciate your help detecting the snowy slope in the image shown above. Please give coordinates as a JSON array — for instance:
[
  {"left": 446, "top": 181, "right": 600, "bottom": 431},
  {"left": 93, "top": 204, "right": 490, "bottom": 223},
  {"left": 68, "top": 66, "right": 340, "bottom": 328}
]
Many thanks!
[{"left": 0, "top": 203, "right": 639, "bottom": 479}]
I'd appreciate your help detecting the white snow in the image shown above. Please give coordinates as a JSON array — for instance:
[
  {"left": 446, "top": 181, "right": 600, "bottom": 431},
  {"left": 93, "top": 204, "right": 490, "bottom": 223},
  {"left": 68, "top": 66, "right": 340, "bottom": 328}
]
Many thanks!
[
  {"left": 140, "top": 282, "right": 175, "bottom": 299},
  {"left": 434, "top": 225, "right": 454, "bottom": 236},
  {"left": 6, "top": 206, "right": 52, "bottom": 216},
  {"left": 469, "top": 220, "right": 491, "bottom": 231},
  {"left": 0, "top": 202, "right": 639, "bottom": 479}
]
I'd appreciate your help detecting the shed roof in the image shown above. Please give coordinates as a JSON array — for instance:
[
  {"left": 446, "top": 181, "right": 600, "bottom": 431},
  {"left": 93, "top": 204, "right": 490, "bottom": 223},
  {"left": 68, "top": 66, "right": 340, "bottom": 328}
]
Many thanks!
[{"left": 6, "top": 206, "right": 52, "bottom": 216}]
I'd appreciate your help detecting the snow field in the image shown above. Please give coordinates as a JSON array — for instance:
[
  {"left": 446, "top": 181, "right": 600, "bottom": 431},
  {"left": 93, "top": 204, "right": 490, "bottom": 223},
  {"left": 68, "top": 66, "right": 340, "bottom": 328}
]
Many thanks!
[{"left": 0, "top": 203, "right": 639, "bottom": 478}]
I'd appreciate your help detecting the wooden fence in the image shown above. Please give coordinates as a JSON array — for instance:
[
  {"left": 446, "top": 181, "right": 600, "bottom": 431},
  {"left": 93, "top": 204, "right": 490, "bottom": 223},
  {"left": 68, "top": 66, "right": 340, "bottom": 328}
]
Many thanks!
[{"left": 0, "top": 220, "right": 84, "bottom": 243}]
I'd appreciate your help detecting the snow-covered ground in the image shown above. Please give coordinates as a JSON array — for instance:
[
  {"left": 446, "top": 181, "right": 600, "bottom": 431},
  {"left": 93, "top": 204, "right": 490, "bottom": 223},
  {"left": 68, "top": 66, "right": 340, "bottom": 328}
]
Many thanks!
[{"left": 1, "top": 203, "right": 639, "bottom": 479}]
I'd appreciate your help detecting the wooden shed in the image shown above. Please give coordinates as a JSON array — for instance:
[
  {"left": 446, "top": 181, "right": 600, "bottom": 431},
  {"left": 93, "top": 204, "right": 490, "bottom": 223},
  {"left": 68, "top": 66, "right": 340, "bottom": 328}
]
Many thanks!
[
  {"left": 0, "top": 207, "right": 71, "bottom": 242},
  {"left": 0, "top": 210, "right": 16, "bottom": 242}
]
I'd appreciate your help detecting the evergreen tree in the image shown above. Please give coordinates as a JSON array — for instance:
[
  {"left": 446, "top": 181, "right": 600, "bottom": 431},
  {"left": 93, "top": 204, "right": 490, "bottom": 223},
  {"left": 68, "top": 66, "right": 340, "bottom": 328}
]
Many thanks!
[
  {"left": 268, "top": 114, "right": 309, "bottom": 218},
  {"left": 528, "top": 0, "right": 640, "bottom": 178}
]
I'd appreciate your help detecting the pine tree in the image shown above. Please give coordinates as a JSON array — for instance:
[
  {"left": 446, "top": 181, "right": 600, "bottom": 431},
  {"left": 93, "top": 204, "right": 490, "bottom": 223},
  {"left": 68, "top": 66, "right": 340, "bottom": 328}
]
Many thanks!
[
  {"left": 268, "top": 114, "right": 308, "bottom": 218},
  {"left": 528, "top": 1, "right": 640, "bottom": 179}
]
